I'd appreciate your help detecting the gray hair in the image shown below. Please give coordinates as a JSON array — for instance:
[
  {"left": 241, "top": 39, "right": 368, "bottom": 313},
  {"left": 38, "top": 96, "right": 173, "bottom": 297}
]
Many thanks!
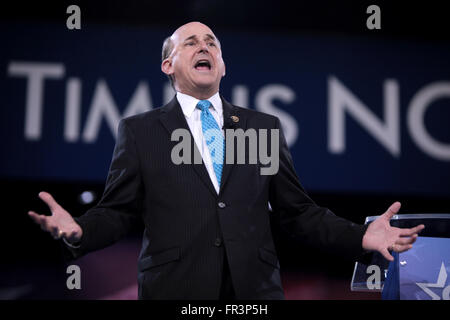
[{"left": 161, "top": 36, "right": 175, "bottom": 87}]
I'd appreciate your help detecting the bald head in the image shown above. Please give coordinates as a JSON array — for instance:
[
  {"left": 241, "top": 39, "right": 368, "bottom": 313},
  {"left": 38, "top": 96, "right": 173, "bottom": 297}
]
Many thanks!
[
  {"left": 161, "top": 22, "right": 225, "bottom": 99},
  {"left": 162, "top": 22, "right": 221, "bottom": 61}
]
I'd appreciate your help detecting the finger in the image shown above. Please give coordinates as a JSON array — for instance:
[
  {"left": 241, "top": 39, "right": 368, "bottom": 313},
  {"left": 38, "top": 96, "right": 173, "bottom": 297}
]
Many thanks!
[
  {"left": 28, "top": 211, "right": 57, "bottom": 234},
  {"left": 50, "top": 225, "right": 59, "bottom": 238},
  {"left": 66, "top": 230, "right": 76, "bottom": 241},
  {"left": 55, "top": 229, "right": 65, "bottom": 240},
  {"left": 30, "top": 212, "right": 53, "bottom": 232},
  {"left": 38, "top": 191, "right": 61, "bottom": 213},
  {"left": 380, "top": 248, "right": 394, "bottom": 262},
  {"left": 41, "top": 214, "right": 53, "bottom": 230},
  {"left": 382, "top": 202, "right": 401, "bottom": 220},
  {"left": 393, "top": 244, "right": 413, "bottom": 253},
  {"left": 66, "top": 230, "right": 81, "bottom": 243},
  {"left": 28, "top": 211, "right": 45, "bottom": 225},
  {"left": 399, "top": 224, "right": 425, "bottom": 237},
  {"left": 395, "top": 235, "right": 417, "bottom": 245}
]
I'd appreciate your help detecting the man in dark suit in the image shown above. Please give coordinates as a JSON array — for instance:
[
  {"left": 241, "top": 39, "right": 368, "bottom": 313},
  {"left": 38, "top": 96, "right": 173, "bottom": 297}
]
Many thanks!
[{"left": 28, "top": 22, "right": 424, "bottom": 299}]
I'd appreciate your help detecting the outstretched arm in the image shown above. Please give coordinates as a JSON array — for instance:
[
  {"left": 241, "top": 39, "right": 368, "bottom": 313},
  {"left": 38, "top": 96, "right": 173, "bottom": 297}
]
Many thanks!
[
  {"left": 28, "top": 119, "right": 144, "bottom": 258},
  {"left": 269, "top": 117, "right": 424, "bottom": 260}
]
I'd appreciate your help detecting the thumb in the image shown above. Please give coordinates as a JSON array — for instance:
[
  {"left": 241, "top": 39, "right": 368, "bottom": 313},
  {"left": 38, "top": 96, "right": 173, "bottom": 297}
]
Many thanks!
[
  {"left": 382, "top": 201, "right": 401, "bottom": 220},
  {"left": 38, "top": 191, "right": 61, "bottom": 212}
]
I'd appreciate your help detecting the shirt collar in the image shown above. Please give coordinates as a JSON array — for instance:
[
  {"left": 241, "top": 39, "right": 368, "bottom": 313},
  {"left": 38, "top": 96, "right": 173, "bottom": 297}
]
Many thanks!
[{"left": 176, "top": 91, "right": 223, "bottom": 118}]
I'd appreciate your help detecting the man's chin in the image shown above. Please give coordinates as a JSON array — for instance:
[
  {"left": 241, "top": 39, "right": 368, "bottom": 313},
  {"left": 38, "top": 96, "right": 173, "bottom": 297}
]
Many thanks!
[{"left": 192, "top": 79, "right": 218, "bottom": 90}]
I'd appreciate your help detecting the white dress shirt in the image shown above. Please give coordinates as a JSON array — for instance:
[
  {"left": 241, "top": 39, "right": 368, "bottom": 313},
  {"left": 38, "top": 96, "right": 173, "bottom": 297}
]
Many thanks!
[{"left": 176, "top": 91, "right": 224, "bottom": 194}]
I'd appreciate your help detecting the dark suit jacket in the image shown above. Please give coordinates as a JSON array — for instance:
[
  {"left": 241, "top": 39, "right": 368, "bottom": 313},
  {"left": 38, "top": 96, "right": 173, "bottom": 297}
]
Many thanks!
[{"left": 66, "top": 96, "right": 367, "bottom": 299}]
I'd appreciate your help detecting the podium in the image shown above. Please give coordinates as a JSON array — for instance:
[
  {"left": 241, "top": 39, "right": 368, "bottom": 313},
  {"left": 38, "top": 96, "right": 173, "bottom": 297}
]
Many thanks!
[{"left": 351, "top": 214, "right": 450, "bottom": 300}]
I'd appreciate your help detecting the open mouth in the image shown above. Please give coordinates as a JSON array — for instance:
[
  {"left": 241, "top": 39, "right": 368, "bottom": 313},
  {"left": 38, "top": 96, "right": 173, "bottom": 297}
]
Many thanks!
[{"left": 194, "top": 59, "right": 212, "bottom": 71}]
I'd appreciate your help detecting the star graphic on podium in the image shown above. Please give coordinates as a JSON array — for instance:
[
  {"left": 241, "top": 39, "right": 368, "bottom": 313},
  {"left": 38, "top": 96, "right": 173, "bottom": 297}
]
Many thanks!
[{"left": 416, "top": 262, "right": 449, "bottom": 300}]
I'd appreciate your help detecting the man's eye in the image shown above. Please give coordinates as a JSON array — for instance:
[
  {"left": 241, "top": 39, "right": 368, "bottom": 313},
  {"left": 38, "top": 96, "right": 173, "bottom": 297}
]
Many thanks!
[
  {"left": 208, "top": 42, "right": 216, "bottom": 47},
  {"left": 186, "top": 42, "right": 195, "bottom": 46}
]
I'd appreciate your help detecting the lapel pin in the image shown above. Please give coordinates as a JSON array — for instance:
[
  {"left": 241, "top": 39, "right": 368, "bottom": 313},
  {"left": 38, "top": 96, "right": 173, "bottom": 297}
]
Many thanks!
[{"left": 231, "top": 115, "right": 239, "bottom": 123}]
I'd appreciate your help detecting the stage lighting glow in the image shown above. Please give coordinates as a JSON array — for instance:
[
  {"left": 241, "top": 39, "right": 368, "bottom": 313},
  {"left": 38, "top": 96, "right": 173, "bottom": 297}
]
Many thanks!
[{"left": 79, "top": 191, "right": 95, "bottom": 204}]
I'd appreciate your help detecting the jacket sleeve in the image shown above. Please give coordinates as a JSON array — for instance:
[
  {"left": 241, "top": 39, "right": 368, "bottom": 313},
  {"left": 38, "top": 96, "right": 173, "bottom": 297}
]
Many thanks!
[
  {"left": 64, "top": 119, "right": 144, "bottom": 259},
  {"left": 268, "top": 117, "right": 368, "bottom": 260}
]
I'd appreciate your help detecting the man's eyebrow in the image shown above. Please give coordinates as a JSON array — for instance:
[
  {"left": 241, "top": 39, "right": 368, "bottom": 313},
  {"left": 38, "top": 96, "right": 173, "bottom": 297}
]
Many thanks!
[
  {"left": 183, "top": 35, "right": 198, "bottom": 42},
  {"left": 183, "top": 34, "right": 217, "bottom": 42},
  {"left": 204, "top": 34, "right": 216, "bottom": 41}
]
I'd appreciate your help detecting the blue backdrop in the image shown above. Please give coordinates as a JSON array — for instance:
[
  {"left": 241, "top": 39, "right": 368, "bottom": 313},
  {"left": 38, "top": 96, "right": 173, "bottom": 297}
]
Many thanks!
[{"left": 2, "top": 22, "right": 450, "bottom": 195}]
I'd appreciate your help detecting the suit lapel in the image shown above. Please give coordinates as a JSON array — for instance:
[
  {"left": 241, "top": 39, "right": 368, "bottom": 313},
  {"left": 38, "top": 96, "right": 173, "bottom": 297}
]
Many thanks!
[
  {"left": 159, "top": 97, "right": 218, "bottom": 197},
  {"left": 219, "top": 96, "right": 247, "bottom": 195}
]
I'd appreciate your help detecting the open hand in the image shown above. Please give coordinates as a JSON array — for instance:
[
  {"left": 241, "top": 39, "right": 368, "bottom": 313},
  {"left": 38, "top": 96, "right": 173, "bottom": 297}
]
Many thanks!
[
  {"left": 28, "top": 191, "right": 83, "bottom": 243},
  {"left": 362, "top": 202, "right": 425, "bottom": 261}
]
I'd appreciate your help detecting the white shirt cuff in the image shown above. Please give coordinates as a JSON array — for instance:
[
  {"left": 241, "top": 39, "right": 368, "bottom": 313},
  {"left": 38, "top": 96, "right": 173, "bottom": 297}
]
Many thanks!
[{"left": 63, "top": 237, "right": 81, "bottom": 249}]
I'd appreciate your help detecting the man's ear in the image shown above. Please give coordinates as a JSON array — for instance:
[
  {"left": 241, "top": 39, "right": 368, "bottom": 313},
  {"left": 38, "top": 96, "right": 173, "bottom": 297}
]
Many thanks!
[
  {"left": 161, "top": 59, "right": 173, "bottom": 76},
  {"left": 222, "top": 61, "right": 226, "bottom": 77}
]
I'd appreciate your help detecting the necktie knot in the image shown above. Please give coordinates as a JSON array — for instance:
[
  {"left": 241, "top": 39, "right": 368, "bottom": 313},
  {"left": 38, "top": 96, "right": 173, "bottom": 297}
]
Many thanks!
[{"left": 196, "top": 100, "right": 212, "bottom": 112}]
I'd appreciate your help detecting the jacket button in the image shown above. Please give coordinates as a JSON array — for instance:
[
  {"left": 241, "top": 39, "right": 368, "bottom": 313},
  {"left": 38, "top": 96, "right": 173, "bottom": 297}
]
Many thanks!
[
  {"left": 214, "top": 238, "right": 222, "bottom": 247},
  {"left": 218, "top": 202, "right": 226, "bottom": 208}
]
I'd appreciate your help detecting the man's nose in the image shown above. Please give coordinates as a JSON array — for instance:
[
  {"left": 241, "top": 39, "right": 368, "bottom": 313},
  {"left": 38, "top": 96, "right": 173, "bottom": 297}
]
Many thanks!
[{"left": 198, "top": 42, "right": 209, "bottom": 53}]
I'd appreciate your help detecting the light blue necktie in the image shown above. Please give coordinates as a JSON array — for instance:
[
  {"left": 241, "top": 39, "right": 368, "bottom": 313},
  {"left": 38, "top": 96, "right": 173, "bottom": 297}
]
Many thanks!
[{"left": 196, "top": 100, "right": 224, "bottom": 187}]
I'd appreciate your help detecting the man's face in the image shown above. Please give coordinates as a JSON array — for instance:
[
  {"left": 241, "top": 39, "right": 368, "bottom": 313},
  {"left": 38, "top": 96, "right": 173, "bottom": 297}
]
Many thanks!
[{"left": 162, "top": 22, "right": 225, "bottom": 98}]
